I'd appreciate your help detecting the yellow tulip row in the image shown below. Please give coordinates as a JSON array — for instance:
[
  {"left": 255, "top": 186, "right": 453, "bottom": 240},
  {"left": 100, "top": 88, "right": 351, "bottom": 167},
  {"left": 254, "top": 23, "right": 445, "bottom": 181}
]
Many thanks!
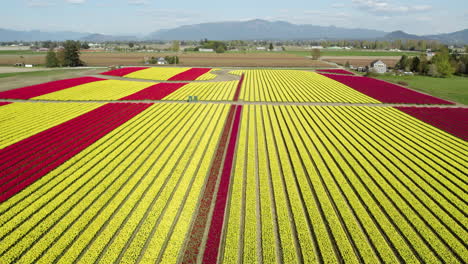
[
  {"left": 162, "top": 80, "right": 239, "bottom": 101},
  {"left": 229, "top": 69, "right": 380, "bottom": 103},
  {"left": 0, "top": 102, "right": 104, "bottom": 149},
  {"left": 124, "top": 67, "right": 188, "bottom": 80},
  {"left": 33, "top": 80, "right": 156, "bottom": 101},
  {"left": 221, "top": 105, "right": 467, "bottom": 263},
  {"left": 27, "top": 79, "right": 238, "bottom": 102},
  {"left": 124, "top": 67, "right": 218, "bottom": 81},
  {"left": 0, "top": 103, "right": 229, "bottom": 264},
  {"left": 194, "top": 68, "right": 220, "bottom": 80}
]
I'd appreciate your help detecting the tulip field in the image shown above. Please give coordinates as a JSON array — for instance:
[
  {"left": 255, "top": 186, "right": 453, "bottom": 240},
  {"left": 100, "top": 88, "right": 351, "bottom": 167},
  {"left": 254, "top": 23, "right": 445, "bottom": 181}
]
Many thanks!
[
  {"left": 316, "top": 69, "right": 355, "bottom": 75},
  {"left": 0, "top": 68, "right": 466, "bottom": 264},
  {"left": 101, "top": 67, "right": 218, "bottom": 81}
]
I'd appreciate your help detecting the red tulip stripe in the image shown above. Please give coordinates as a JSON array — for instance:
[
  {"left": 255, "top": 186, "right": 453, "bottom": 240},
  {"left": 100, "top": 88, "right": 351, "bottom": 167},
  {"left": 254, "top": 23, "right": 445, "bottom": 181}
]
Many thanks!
[
  {"left": 316, "top": 69, "right": 355, "bottom": 75},
  {"left": 321, "top": 73, "right": 454, "bottom": 105},
  {"left": 119, "top": 82, "right": 187, "bottom": 100},
  {"left": 168, "top": 68, "right": 212, "bottom": 81},
  {"left": 100, "top": 67, "right": 149, "bottom": 77},
  {"left": 0, "top": 103, "right": 151, "bottom": 203},
  {"left": 395, "top": 107, "right": 468, "bottom": 141},
  {"left": 233, "top": 74, "right": 244, "bottom": 101},
  {"left": 0, "top": 102, "right": 11, "bottom": 107},
  {"left": 0, "top": 77, "right": 105, "bottom": 99},
  {"left": 203, "top": 105, "right": 243, "bottom": 264},
  {"left": 181, "top": 105, "right": 237, "bottom": 263}
]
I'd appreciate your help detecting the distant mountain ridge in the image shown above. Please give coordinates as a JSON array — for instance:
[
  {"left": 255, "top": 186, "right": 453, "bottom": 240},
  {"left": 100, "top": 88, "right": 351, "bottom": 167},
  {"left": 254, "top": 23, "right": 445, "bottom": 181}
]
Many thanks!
[
  {"left": 147, "top": 19, "right": 387, "bottom": 40},
  {"left": 1, "top": 20, "right": 467, "bottom": 44}
]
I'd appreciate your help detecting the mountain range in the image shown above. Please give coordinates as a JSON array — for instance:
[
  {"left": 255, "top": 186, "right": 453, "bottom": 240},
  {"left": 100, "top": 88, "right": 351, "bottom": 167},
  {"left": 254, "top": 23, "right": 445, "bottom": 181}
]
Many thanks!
[{"left": 1, "top": 20, "right": 467, "bottom": 44}]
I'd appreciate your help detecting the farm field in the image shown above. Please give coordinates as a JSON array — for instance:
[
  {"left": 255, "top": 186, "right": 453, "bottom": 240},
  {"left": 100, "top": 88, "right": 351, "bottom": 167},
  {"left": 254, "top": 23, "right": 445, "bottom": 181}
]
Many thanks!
[
  {"left": 0, "top": 68, "right": 466, "bottom": 264},
  {"left": 0, "top": 52, "right": 332, "bottom": 67},
  {"left": 101, "top": 67, "right": 218, "bottom": 81},
  {"left": 373, "top": 74, "right": 468, "bottom": 105}
]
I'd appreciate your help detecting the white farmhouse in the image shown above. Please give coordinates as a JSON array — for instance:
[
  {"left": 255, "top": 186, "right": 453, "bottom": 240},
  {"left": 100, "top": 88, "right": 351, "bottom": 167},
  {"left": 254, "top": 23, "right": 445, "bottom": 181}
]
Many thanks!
[
  {"left": 369, "top": 60, "right": 387, "bottom": 74},
  {"left": 199, "top": 48, "right": 214, "bottom": 52},
  {"left": 157, "top": 57, "right": 167, "bottom": 65}
]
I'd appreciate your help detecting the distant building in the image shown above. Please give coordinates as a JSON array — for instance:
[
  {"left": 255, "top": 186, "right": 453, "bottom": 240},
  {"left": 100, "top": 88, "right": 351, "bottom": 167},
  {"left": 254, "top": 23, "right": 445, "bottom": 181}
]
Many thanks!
[
  {"left": 256, "top": 47, "right": 266, "bottom": 50},
  {"left": 199, "top": 48, "right": 214, "bottom": 52},
  {"left": 369, "top": 60, "right": 387, "bottom": 74},
  {"left": 157, "top": 57, "right": 167, "bottom": 65}
]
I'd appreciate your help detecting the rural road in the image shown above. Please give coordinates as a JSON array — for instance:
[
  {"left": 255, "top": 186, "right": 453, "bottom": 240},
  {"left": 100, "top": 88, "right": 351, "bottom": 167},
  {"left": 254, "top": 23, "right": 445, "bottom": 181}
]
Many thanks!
[{"left": 1, "top": 98, "right": 466, "bottom": 108}]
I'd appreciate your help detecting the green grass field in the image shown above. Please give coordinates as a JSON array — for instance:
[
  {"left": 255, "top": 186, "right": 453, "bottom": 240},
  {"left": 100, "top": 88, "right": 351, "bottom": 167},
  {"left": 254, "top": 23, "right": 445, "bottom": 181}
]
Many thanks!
[
  {"left": 374, "top": 74, "right": 468, "bottom": 105},
  {"left": 0, "top": 69, "right": 75, "bottom": 79},
  {"left": 0, "top": 50, "right": 45, "bottom": 55},
  {"left": 286, "top": 50, "right": 418, "bottom": 57}
]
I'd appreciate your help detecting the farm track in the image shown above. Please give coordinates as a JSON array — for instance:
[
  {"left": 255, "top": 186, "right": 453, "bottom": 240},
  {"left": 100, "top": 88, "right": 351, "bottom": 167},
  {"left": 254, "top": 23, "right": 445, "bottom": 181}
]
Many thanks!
[{"left": 1, "top": 98, "right": 466, "bottom": 108}]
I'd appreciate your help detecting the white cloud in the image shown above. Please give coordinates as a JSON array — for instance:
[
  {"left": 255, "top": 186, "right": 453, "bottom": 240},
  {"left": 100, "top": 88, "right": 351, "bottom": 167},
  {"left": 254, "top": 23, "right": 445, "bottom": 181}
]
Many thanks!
[
  {"left": 331, "top": 3, "right": 346, "bottom": 8},
  {"left": 27, "top": 0, "right": 54, "bottom": 7},
  {"left": 66, "top": 0, "right": 86, "bottom": 4},
  {"left": 128, "top": 0, "right": 150, "bottom": 5},
  {"left": 352, "top": 0, "right": 431, "bottom": 14}
]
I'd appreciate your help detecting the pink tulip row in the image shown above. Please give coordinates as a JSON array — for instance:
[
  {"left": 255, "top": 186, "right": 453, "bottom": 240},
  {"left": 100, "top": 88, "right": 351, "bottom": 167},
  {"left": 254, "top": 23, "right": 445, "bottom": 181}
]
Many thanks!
[
  {"left": 0, "top": 103, "right": 151, "bottom": 203},
  {"left": 396, "top": 107, "right": 468, "bottom": 141},
  {"left": 203, "top": 105, "right": 243, "bottom": 263},
  {"left": 120, "top": 82, "right": 187, "bottom": 100},
  {"left": 0, "top": 77, "right": 105, "bottom": 99},
  {"left": 316, "top": 69, "right": 354, "bottom": 75},
  {"left": 168, "top": 68, "right": 212, "bottom": 81},
  {"left": 321, "top": 73, "right": 454, "bottom": 104},
  {"left": 100, "top": 67, "right": 149, "bottom": 77}
]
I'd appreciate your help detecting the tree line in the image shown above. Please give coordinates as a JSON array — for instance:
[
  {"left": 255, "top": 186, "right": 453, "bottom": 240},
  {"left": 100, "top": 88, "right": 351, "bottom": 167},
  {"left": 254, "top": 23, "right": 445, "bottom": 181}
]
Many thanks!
[
  {"left": 395, "top": 46, "right": 468, "bottom": 77},
  {"left": 46, "top": 40, "right": 84, "bottom": 67}
]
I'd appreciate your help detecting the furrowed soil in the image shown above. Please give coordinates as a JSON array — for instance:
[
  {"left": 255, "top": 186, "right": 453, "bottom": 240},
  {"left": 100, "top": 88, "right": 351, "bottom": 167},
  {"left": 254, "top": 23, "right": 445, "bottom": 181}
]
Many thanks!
[{"left": 0, "top": 52, "right": 332, "bottom": 67}]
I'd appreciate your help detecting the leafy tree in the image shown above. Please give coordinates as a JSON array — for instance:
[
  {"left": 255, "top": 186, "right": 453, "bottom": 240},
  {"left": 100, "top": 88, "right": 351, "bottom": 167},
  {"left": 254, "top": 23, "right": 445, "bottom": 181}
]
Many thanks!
[
  {"left": 311, "top": 49, "right": 321, "bottom": 60},
  {"left": 81, "top": 42, "right": 90, "bottom": 49},
  {"left": 56, "top": 49, "right": 65, "bottom": 67},
  {"left": 63, "top": 40, "right": 84, "bottom": 67},
  {"left": 269, "top": 43, "right": 274, "bottom": 51},
  {"left": 172, "top": 40, "right": 180, "bottom": 52},
  {"left": 215, "top": 45, "right": 225, "bottom": 53},
  {"left": 129, "top": 42, "right": 135, "bottom": 48},
  {"left": 410, "top": 56, "right": 420, "bottom": 72},
  {"left": 45, "top": 49, "right": 59, "bottom": 67},
  {"left": 432, "top": 46, "right": 454, "bottom": 77},
  {"left": 397, "top": 55, "right": 410, "bottom": 71},
  {"left": 165, "top": 56, "right": 179, "bottom": 64}
]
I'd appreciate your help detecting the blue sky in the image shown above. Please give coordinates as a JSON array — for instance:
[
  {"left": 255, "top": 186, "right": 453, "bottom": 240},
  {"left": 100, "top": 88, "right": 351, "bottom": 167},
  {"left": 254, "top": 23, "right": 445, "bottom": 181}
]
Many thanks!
[{"left": 1, "top": 0, "right": 467, "bottom": 35}]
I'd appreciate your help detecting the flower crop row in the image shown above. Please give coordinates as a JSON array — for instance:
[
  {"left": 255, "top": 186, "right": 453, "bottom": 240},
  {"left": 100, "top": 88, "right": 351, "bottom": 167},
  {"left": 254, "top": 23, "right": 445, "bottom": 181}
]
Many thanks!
[
  {"left": 33, "top": 80, "right": 156, "bottom": 101},
  {"left": 395, "top": 107, "right": 468, "bottom": 141},
  {"left": 120, "top": 82, "right": 187, "bottom": 100},
  {"left": 0, "top": 102, "right": 104, "bottom": 149},
  {"left": 220, "top": 105, "right": 467, "bottom": 263},
  {"left": 0, "top": 103, "right": 230, "bottom": 264},
  {"left": 162, "top": 81, "right": 238, "bottom": 101},
  {"left": 0, "top": 77, "right": 105, "bottom": 99},
  {"left": 168, "top": 68, "right": 213, "bottom": 81},
  {"left": 0, "top": 103, "right": 151, "bottom": 204},
  {"left": 316, "top": 69, "right": 355, "bottom": 75},
  {"left": 108, "top": 67, "right": 218, "bottom": 81},
  {"left": 321, "top": 73, "right": 454, "bottom": 104},
  {"left": 100, "top": 67, "right": 149, "bottom": 77},
  {"left": 229, "top": 69, "right": 380, "bottom": 103}
]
